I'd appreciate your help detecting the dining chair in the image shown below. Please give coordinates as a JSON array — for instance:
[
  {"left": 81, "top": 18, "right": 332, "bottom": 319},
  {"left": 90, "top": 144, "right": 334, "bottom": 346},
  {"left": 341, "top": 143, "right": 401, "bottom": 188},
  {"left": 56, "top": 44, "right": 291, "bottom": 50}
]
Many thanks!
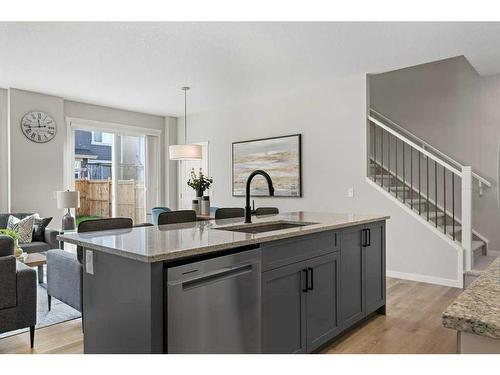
[
  {"left": 158, "top": 210, "right": 197, "bottom": 225},
  {"left": 255, "top": 207, "right": 279, "bottom": 216},
  {"left": 152, "top": 207, "right": 171, "bottom": 225},
  {"left": 214, "top": 208, "right": 245, "bottom": 220}
]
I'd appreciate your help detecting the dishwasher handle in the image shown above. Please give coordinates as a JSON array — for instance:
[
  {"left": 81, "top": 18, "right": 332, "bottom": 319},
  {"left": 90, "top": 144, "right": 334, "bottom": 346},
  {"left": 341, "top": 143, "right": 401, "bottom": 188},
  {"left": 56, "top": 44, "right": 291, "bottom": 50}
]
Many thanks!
[{"left": 181, "top": 263, "right": 254, "bottom": 291}]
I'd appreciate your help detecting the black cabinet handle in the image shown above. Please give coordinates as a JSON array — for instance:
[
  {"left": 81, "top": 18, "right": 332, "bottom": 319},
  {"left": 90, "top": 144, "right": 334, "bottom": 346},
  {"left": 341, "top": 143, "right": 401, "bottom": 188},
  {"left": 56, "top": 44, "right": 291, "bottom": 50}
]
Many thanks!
[
  {"left": 308, "top": 267, "right": 314, "bottom": 291},
  {"left": 361, "top": 229, "right": 367, "bottom": 247},
  {"left": 367, "top": 228, "right": 371, "bottom": 247},
  {"left": 302, "top": 269, "right": 308, "bottom": 293}
]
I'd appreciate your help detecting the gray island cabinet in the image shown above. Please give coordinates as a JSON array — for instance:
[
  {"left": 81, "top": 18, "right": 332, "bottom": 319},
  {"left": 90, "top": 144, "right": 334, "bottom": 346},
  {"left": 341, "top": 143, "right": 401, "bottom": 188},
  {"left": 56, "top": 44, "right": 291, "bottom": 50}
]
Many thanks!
[
  {"left": 262, "top": 221, "right": 385, "bottom": 353},
  {"left": 58, "top": 212, "right": 388, "bottom": 354}
]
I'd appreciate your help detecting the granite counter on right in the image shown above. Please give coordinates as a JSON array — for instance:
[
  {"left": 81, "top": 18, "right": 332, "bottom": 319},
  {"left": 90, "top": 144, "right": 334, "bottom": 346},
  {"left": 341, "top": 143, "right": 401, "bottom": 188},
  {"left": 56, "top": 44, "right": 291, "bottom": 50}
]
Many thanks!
[{"left": 442, "top": 257, "right": 500, "bottom": 353}]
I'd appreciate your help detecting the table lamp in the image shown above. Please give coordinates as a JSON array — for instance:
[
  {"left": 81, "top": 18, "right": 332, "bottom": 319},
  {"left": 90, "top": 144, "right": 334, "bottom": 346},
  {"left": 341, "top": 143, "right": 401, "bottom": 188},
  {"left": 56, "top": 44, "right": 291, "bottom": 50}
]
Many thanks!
[{"left": 56, "top": 190, "right": 80, "bottom": 230}]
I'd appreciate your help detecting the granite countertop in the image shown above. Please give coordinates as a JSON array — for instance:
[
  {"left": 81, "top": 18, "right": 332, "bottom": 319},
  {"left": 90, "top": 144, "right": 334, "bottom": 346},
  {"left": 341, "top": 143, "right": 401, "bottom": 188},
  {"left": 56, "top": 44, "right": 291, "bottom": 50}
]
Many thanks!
[
  {"left": 442, "top": 258, "right": 500, "bottom": 339},
  {"left": 57, "top": 211, "right": 389, "bottom": 263}
]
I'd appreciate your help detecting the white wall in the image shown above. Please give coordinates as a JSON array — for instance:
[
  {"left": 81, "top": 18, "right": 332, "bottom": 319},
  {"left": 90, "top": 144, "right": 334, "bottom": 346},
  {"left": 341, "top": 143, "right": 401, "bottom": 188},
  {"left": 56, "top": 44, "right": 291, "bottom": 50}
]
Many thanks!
[
  {"left": 2, "top": 90, "right": 176, "bottom": 226},
  {"left": 180, "top": 75, "right": 463, "bottom": 287},
  {"left": 0, "top": 88, "right": 8, "bottom": 212},
  {"left": 370, "top": 56, "right": 500, "bottom": 250},
  {"left": 8, "top": 88, "right": 66, "bottom": 223}
]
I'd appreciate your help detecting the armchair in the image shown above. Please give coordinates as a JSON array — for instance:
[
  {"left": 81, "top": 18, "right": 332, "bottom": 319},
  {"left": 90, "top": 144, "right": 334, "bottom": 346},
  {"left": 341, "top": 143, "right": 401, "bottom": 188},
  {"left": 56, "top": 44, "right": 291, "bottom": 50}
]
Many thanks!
[
  {"left": 0, "top": 235, "right": 37, "bottom": 347},
  {"left": 47, "top": 218, "right": 133, "bottom": 315}
]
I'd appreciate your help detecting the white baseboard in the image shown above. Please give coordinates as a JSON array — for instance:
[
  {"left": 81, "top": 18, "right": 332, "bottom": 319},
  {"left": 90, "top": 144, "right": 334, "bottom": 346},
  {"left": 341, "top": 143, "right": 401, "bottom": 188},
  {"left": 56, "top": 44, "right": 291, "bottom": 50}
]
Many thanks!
[{"left": 387, "top": 270, "right": 462, "bottom": 288}]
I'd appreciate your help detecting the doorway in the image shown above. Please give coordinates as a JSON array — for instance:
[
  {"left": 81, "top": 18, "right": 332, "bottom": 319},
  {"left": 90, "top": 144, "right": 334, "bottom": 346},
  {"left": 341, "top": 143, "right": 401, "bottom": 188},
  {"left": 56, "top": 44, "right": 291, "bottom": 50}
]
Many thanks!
[{"left": 66, "top": 119, "right": 161, "bottom": 225}]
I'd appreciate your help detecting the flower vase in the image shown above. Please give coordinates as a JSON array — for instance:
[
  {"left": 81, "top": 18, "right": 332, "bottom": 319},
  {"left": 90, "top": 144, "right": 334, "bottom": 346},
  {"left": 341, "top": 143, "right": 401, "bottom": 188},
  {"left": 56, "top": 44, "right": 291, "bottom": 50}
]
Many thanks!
[{"left": 14, "top": 239, "right": 22, "bottom": 257}]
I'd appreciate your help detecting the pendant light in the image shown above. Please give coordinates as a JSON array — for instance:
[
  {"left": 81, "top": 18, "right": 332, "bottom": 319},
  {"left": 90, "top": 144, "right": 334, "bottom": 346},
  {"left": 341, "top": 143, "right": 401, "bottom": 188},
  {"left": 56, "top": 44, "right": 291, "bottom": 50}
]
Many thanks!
[{"left": 169, "top": 86, "right": 202, "bottom": 160}]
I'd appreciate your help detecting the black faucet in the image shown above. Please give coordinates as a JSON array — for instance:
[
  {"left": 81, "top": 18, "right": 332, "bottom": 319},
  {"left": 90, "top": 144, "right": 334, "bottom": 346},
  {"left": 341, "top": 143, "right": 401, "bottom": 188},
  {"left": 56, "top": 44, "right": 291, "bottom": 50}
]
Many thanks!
[{"left": 245, "top": 170, "right": 275, "bottom": 223}]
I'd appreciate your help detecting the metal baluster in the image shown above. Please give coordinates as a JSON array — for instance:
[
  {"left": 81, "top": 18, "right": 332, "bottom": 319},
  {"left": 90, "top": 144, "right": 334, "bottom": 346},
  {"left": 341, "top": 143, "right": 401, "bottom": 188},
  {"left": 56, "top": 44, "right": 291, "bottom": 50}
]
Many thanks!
[
  {"left": 410, "top": 147, "right": 413, "bottom": 209},
  {"left": 434, "top": 161, "right": 438, "bottom": 227},
  {"left": 395, "top": 139, "right": 398, "bottom": 199},
  {"left": 443, "top": 167, "right": 446, "bottom": 235},
  {"left": 381, "top": 128, "right": 384, "bottom": 188},
  {"left": 452, "top": 173, "right": 455, "bottom": 241},
  {"left": 426, "top": 157, "right": 429, "bottom": 221},
  {"left": 374, "top": 125, "right": 377, "bottom": 184},
  {"left": 387, "top": 132, "right": 391, "bottom": 192},
  {"left": 418, "top": 151, "right": 421, "bottom": 215},
  {"left": 402, "top": 142, "right": 406, "bottom": 203}
]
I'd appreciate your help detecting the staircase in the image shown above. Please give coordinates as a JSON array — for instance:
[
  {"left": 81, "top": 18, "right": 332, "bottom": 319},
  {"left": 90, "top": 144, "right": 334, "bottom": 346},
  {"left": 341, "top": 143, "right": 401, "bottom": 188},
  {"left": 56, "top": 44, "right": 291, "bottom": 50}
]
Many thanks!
[{"left": 367, "top": 109, "right": 493, "bottom": 285}]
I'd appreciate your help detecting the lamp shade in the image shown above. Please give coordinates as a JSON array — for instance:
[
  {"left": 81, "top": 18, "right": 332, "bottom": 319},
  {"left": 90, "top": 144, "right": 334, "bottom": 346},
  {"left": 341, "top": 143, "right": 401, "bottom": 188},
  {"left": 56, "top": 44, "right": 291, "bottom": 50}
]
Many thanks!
[
  {"left": 169, "top": 144, "right": 202, "bottom": 160},
  {"left": 56, "top": 190, "right": 80, "bottom": 209}
]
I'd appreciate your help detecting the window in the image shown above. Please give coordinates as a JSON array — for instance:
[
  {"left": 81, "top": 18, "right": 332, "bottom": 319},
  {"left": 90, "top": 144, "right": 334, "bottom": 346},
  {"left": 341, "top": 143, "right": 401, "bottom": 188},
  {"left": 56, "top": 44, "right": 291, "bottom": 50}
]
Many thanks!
[{"left": 91, "top": 131, "right": 113, "bottom": 146}]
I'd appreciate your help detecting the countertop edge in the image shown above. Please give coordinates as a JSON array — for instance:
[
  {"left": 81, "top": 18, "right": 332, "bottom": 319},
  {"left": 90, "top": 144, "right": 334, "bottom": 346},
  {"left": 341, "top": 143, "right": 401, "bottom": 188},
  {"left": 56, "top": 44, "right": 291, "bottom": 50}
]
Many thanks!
[
  {"left": 441, "top": 258, "right": 500, "bottom": 340},
  {"left": 58, "top": 215, "right": 389, "bottom": 263}
]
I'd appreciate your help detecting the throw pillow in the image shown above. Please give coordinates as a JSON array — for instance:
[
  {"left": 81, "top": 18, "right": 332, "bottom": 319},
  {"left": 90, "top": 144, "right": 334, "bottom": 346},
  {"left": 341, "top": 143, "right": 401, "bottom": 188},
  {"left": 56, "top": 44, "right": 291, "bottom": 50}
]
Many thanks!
[
  {"left": 33, "top": 214, "right": 53, "bottom": 242},
  {"left": 7, "top": 215, "right": 35, "bottom": 244}
]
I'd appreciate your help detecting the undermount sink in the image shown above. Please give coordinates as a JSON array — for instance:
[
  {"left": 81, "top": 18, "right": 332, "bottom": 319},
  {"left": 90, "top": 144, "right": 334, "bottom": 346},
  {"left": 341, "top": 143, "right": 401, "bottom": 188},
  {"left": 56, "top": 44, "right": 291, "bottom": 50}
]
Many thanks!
[{"left": 215, "top": 221, "right": 317, "bottom": 234}]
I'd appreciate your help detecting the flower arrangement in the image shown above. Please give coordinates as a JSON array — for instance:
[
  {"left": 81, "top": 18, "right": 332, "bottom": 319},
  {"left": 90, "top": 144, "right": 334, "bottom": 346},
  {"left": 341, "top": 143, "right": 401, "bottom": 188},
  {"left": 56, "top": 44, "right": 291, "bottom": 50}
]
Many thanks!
[
  {"left": 0, "top": 228, "right": 19, "bottom": 241},
  {"left": 0, "top": 228, "right": 22, "bottom": 257},
  {"left": 187, "top": 168, "right": 213, "bottom": 196}
]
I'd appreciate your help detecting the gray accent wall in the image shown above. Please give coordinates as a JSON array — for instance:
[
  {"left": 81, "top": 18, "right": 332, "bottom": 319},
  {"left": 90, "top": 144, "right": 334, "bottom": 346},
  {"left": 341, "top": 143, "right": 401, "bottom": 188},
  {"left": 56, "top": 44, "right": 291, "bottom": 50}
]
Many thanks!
[{"left": 370, "top": 56, "right": 500, "bottom": 250}]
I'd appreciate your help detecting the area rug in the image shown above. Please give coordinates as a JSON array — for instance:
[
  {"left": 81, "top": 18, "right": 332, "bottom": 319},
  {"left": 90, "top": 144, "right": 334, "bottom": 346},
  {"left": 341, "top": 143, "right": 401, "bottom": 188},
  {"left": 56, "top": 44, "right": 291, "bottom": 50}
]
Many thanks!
[{"left": 0, "top": 282, "right": 81, "bottom": 339}]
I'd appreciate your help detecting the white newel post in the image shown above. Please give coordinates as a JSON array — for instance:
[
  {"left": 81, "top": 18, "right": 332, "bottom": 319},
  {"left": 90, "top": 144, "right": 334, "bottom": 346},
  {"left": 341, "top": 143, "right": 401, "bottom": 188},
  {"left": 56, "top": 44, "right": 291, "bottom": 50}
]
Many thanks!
[{"left": 461, "top": 166, "right": 473, "bottom": 272}]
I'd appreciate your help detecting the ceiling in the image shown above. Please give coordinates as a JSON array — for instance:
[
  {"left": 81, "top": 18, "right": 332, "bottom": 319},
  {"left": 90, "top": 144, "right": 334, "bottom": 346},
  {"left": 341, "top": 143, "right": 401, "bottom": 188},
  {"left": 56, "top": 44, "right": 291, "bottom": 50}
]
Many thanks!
[{"left": 1, "top": 22, "right": 500, "bottom": 117}]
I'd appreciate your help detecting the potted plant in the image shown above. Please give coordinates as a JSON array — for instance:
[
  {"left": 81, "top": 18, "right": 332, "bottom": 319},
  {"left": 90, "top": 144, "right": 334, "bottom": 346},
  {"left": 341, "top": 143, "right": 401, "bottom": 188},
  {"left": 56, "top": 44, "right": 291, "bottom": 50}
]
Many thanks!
[
  {"left": 0, "top": 228, "right": 22, "bottom": 257},
  {"left": 187, "top": 168, "right": 214, "bottom": 197}
]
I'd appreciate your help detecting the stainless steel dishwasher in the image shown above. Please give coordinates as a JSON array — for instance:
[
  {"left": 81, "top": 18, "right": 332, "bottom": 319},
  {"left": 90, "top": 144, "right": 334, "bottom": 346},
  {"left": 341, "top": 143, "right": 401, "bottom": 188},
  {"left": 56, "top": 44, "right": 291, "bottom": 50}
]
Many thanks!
[{"left": 166, "top": 248, "right": 261, "bottom": 353}]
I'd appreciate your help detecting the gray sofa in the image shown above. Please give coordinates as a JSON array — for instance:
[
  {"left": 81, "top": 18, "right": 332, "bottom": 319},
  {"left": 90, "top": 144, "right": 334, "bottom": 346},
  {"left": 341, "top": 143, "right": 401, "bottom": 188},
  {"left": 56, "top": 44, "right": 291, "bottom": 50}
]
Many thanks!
[
  {"left": 0, "top": 235, "right": 37, "bottom": 347},
  {"left": 0, "top": 213, "right": 59, "bottom": 253}
]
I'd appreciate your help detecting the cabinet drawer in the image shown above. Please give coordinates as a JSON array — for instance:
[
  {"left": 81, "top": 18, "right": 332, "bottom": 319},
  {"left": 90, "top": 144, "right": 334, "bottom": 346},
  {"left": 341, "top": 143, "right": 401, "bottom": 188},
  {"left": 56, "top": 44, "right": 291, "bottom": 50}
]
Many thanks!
[{"left": 261, "top": 231, "right": 339, "bottom": 271}]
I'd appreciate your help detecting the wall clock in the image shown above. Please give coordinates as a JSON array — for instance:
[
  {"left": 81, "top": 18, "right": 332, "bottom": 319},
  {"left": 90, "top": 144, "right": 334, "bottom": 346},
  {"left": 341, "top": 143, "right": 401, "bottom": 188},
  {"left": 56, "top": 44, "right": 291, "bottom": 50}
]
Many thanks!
[{"left": 21, "top": 111, "right": 57, "bottom": 143}]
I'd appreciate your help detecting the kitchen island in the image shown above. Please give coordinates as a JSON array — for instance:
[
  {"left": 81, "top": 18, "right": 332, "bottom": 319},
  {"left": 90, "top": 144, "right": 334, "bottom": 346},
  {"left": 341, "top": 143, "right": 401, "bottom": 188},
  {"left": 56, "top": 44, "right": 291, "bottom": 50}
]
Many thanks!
[{"left": 58, "top": 211, "right": 389, "bottom": 354}]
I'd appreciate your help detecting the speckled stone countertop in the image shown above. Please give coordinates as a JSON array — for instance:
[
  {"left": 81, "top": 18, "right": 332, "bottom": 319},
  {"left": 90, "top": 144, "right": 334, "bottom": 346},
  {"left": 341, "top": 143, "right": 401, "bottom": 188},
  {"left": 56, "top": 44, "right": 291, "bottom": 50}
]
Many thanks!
[
  {"left": 442, "top": 258, "right": 500, "bottom": 339},
  {"left": 57, "top": 211, "right": 388, "bottom": 263}
]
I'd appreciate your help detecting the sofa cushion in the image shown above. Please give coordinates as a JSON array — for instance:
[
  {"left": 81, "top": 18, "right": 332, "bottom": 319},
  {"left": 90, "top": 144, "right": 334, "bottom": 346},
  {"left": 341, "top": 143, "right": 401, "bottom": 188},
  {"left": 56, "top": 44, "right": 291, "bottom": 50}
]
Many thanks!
[
  {"left": 8, "top": 215, "right": 35, "bottom": 244},
  {"left": 20, "top": 241, "right": 50, "bottom": 254},
  {"left": 33, "top": 215, "right": 53, "bottom": 242},
  {"left": 0, "top": 213, "right": 33, "bottom": 229}
]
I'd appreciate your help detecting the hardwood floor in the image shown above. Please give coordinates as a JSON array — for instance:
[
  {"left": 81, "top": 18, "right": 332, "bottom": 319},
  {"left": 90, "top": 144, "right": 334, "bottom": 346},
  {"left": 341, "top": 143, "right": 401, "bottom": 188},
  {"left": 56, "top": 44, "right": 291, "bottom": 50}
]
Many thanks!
[
  {"left": 0, "top": 277, "right": 461, "bottom": 354},
  {"left": 322, "top": 278, "right": 462, "bottom": 354}
]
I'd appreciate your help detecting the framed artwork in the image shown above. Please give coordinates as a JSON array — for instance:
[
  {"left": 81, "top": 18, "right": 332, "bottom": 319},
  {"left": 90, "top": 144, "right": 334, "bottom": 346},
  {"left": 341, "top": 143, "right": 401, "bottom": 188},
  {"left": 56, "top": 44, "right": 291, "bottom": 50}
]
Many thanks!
[{"left": 232, "top": 134, "right": 302, "bottom": 197}]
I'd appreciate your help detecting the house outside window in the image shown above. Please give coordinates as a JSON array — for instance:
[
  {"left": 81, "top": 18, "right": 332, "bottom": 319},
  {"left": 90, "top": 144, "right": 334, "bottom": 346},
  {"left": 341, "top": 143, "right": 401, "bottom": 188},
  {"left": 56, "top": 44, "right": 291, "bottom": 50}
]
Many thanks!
[{"left": 91, "top": 131, "right": 113, "bottom": 146}]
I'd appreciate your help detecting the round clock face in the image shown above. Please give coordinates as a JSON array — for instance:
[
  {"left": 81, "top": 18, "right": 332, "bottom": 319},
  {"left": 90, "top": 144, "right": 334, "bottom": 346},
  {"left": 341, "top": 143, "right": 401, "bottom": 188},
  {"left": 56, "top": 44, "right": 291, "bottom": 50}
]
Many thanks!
[{"left": 21, "top": 111, "right": 57, "bottom": 143}]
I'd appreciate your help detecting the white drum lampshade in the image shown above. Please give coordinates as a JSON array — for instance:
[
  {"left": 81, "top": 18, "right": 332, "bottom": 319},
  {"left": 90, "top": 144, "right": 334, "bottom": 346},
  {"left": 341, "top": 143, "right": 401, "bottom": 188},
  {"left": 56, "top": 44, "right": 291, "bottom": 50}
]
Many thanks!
[
  {"left": 56, "top": 191, "right": 80, "bottom": 209},
  {"left": 169, "top": 144, "right": 202, "bottom": 160},
  {"left": 169, "top": 86, "right": 203, "bottom": 161}
]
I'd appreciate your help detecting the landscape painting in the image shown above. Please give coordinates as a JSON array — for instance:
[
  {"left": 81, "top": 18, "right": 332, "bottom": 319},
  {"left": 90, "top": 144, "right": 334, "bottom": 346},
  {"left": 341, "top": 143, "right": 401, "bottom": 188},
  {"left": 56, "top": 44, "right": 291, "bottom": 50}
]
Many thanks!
[{"left": 232, "top": 134, "right": 301, "bottom": 197}]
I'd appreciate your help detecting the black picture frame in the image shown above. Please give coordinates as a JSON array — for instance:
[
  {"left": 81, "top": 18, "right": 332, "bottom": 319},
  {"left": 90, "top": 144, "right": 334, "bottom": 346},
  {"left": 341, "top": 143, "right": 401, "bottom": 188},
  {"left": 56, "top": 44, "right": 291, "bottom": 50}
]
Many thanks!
[{"left": 232, "top": 134, "right": 302, "bottom": 197}]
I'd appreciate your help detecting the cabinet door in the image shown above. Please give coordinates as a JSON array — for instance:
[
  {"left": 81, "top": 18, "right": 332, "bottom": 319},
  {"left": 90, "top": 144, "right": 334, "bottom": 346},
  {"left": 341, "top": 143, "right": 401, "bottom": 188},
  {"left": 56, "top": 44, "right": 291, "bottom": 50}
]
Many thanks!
[
  {"left": 262, "top": 261, "right": 307, "bottom": 353},
  {"left": 364, "top": 222, "right": 386, "bottom": 313},
  {"left": 305, "top": 252, "right": 340, "bottom": 352},
  {"left": 339, "top": 226, "right": 365, "bottom": 328}
]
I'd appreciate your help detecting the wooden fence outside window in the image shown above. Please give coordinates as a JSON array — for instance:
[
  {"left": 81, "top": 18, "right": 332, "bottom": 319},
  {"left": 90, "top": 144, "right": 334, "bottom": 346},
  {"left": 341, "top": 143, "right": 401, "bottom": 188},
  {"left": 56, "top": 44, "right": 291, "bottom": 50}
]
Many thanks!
[{"left": 75, "top": 179, "right": 145, "bottom": 224}]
